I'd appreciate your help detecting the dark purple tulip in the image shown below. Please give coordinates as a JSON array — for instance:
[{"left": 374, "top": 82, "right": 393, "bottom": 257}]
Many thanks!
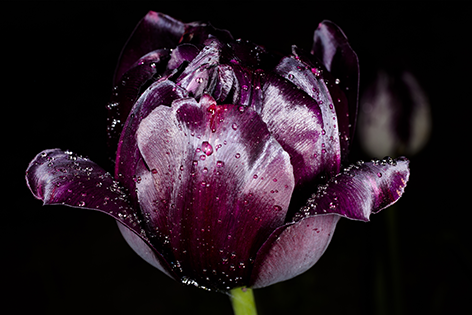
[
  {"left": 359, "top": 70, "right": 432, "bottom": 157},
  {"left": 26, "top": 12, "right": 410, "bottom": 292}
]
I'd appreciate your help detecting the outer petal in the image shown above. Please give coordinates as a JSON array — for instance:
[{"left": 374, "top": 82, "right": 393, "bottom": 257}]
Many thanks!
[
  {"left": 26, "top": 149, "right": 138, "bottom": 227},
  {"left": 250, "top": 157, "right": 409, "bottom": 288},
  {"left": 297, "top": 157, "right": 410, "bottom": 221},
  {"left": 134, "top": 94, "right": 295, "bottom": 290},
  {"left": 26, "top": 148, "right": 176, "bottom": 278},
  {"left": 114, "top": 11, "right": 185, "bottom": 85},
  {"left": 312, "top": 20, "right": 359, "bottom": 144},
  {"left": 250, "top": 215, "right": 339, "bottom": 288}
]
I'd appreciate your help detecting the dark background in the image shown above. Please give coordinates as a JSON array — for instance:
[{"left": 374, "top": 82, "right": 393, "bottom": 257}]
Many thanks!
[{"left": 4, "top": 1, "right": 471, "bottom": 314}]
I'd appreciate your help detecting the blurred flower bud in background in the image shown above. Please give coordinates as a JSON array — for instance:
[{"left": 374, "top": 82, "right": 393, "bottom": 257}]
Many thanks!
[{"left": 358, "top": 70, "right": 432, "bottom": 157}]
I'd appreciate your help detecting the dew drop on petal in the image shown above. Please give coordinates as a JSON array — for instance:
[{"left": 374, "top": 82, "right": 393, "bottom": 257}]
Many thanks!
[
  {"left": 235, "top": 153, "right": 241, "bottom": 159},
  {"left": 201, "top": 141, "right": 213, "bottom": 156}
]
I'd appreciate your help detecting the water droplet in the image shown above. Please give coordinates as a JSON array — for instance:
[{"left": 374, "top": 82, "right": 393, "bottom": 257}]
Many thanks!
[
  {"left": 78, "top": 201, "right": 86, "bottom": 207},
  {"left": 253, "top": 174, "right": 258, "bottom": 179},
  {"left": 321, "top": 129, "right": 326, "bottom": 135},
  {"left": 150, "top": 62, "right": 157, "bottom": 68},
  {"left": 200, "top": 154, "right": 206, "bottom": 161},
  {"left": 151, "top": 168, "right": 158, "bottom": 174},
  {"left": 238, "top": 106, "right": 245, "bottom": 113},
  {"left": 335, "top": 78, "right": 341, "bottom": 84},
  {"left": 242, "top": 85, "right": 248, "bottom": 91},
  {"left": 273, "top": 205, "right": 282, "bottom": 211},
  {"left": 235, "top": 153, "right": 241, "bottom": 159},
  {"left": 216, "top": 160, "right": 224, "bottom": 167},
  {"left": 196, "top": 77, "right": 204, "bottom": 84},
  {"left": 377, "top": 172, "right": 382, "bottom": 178},
  {"left": 232, "top": 123, "right": 238, "bottom": 130},
  {"left": 201, "top": 141, "right": 213, "bottom": 156}
]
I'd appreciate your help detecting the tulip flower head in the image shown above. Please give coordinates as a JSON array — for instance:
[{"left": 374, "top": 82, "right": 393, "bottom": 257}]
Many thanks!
[{"left": 26, "top": 12, "right": 410, "bottom": 294}]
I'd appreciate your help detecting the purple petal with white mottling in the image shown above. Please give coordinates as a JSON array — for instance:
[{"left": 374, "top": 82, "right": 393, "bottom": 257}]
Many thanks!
[
  {"left": 115, "top": 80, "right": 188, "bottom": 202},
  {"left": 26, "top": 148, "right": 176, "bottom": 278},
  {"left": 297, "top": 157, "right": 410, "bottom": 221},
  {"left": 134, "top": 94, "right": 294, "bottom": 290},
  {"left": 261, "top": 72, "right": 341, "bottom": 189}
]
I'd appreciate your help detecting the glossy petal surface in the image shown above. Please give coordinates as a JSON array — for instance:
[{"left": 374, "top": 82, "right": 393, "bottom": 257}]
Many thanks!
[
  {"left": 261, "top": 73, "right": 341, "bottom": 189},
  {"left": 250, "top": 157, "right": 409, "bottom": 288},
  {"left": 312, "top": 20, "right": 359, "bottom": 143},
  {"left": 134, "top": 94, "right": 294, "bottom": 290},
  {"left": 115, "top": 80, "right": 188, "bottom": 203},
  {"left": 251, "top": 215, "right": 339, "bottom": 288},
  {"left": 25, "top": 149, "right": 141, "bottom": 230},
  {"left": 298, "top": 157, "right": 410, "bottom": 221},
  {"left": 26, "top": 149, "right": 176, "bottom": 278}
]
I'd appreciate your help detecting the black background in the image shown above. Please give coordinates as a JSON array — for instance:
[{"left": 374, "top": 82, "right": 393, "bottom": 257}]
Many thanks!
[{"left": 4, "top": 1, "right": 471, "bottom": 314}]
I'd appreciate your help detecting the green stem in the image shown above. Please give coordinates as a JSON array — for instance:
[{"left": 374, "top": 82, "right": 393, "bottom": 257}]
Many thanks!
[{"left": 229, "top": 287, "right": 257, "bottom": 315}]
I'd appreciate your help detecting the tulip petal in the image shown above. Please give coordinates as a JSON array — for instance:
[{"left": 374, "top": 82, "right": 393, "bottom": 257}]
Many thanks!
[
  {"left": 261, "top": 72, "right": 341, "bottom": 189},
  {"left": 250, "top": 157, "right": 409, "bottom": 288},
  {"left": 108, "top": 48, "right": 171, "bottom": 160},
  {"left": 26, "top": 148, "right": 176, "bottom": 278},
  {"left": 115, "top": 80, "right": 188, "bottom": 203},
  {"left": 26, "top": 149, "right": 136, "bottom": 225},
  {"left": 297, "top": 157, "right": 410, "bottom": 221},
  {"left": 250, "top": 215, "right": 339, "bottom": 288},
  {"left": 117, "top": 222, "right": 174, "bottom": 278},
  {"left": 134, "top": 94, "right": 295, "bottom": 290},
  {"left": 281, "top": 48, "right": 351, "bottom": 161},
  {"left": 312, "top": 20, "right": 359, "bottom": 143},
  {"left": 114, "top": 11, "right": 185, "bottom": 85}
]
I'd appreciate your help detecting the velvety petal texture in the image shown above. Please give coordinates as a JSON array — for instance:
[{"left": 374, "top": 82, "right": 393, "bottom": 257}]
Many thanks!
[{"left": 26, "top": 12, "right": 410, "bottom": 293}]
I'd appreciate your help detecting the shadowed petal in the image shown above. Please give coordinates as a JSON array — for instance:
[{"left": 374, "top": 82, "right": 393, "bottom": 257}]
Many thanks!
[
  {"left": 114, "top": 11, "right": 185, "bottom": 85},
  {"left": 117, "top": 222, "right": 174, "bottom": 278},
  {"left": 297, "top": 157, "right": 410, "bottom": 221},
  {"left": 134, "top": 94, "right": 294, "bottom": 290},
  {"left": 250, "top": 215, "right": 339, "bottom": 288},
  {"left": 312, "top": 20, "right": 359, "bottom": 143},
  {"left": 107, "top": 49, "right": 171, "bottom": 160}
]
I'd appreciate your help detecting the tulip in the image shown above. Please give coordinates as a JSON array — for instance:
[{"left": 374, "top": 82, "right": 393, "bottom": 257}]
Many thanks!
[
  {"left": 25, "top": 12, "right": 410, "bottom": 314},
  {"left": 359, "top": 69, "right": 432, "bottom": 157}
]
